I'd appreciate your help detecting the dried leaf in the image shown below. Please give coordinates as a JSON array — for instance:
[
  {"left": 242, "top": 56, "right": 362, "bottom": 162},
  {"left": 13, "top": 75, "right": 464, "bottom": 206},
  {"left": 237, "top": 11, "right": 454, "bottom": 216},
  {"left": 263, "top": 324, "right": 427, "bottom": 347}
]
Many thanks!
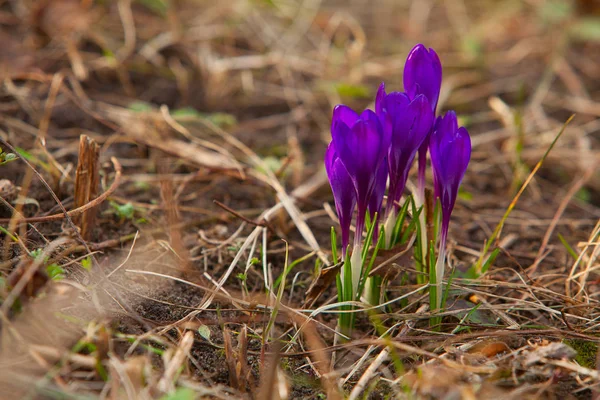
[
  {"left": 304, "top": 261, "right": 342, "bottom": 306},
  {"left": 368, "top": 246, "right": 412, "bottom": 279},
  {"left": 223, "top": 328, "right": 238, "bottom": 390},
  {"left": 469, "top": 341, "right": 511, "bottom": 358},
  {"left": 0, "top": 179, "right": 17, "bottom": 200}
]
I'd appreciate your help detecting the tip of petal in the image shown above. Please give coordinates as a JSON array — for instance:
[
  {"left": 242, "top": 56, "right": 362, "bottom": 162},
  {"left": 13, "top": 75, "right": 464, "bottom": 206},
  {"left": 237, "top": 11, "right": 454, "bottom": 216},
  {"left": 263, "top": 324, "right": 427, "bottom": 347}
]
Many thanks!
[
  {"left": 408, "top": 43, "right": 440, "bottom": 60},
  {"left": 408, "top": 43, "right": 426, "bottom": 56},
  {"left": 359, "top": 108, "right": 379, "bottom": 123},
  {"left": 428, "top": 46, "right": 441, "bottom": 63},
  {"left": 445, "top": 109, "right": 458, "bottom": 121},
  {"left": 434, "top": 110, "right": 458, "bottom": 138},
  {"left": 332, "top": 104, "right": 359, "bottom": 130}
]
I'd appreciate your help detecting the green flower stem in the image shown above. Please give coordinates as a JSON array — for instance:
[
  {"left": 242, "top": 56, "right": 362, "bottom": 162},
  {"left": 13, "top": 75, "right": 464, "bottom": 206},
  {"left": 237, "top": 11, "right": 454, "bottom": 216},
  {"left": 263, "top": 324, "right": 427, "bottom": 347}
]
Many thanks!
[{"left": 414, "top": 192, "right": 428, "bottom": 285}]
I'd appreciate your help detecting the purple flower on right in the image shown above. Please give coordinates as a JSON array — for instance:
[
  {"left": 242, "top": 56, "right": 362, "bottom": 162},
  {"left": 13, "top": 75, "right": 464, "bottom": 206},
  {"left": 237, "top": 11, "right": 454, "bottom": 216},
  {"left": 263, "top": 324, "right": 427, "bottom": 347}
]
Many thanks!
[{"left": 429, "top": 111, "right": 471, "bottom": 247}]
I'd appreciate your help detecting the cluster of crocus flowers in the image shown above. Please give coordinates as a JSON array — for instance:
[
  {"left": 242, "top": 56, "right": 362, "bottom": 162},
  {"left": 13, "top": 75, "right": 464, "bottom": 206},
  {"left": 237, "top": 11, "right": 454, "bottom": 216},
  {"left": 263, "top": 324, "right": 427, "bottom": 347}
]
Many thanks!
[{"left": 325, "top": 44, "right": 471, "bottom": 314}]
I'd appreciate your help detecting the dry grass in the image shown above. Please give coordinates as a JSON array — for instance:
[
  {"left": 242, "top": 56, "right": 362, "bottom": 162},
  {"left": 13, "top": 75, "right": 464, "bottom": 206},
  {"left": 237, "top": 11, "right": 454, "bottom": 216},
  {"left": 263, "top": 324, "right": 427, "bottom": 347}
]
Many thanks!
[{"left": 0, "top": 0, "right": 599, "bottom": 399}]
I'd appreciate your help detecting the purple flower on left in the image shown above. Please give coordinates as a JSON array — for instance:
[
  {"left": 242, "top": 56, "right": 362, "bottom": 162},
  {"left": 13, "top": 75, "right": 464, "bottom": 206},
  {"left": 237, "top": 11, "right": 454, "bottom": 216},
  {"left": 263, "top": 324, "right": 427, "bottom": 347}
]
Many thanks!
[{"left": 326, "top": 105, "right": 391, "bottom": 252}]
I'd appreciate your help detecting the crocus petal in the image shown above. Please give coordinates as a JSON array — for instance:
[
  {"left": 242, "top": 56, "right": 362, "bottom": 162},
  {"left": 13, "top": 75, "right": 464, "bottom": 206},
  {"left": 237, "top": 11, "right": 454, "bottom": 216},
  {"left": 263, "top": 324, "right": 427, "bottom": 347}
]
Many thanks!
[
  {"left": 347, "top": 118, "right": 384, "bottom": 206},
  {"left": 368, "top": 160, "right": 388, "bottom": 241},
  {"left": 369, "top": 160, "right": 388, "bottom": 218},
  {"left": 434, "top": 110, "right": 459, "bottom": 137},
  {"left": 332, "top": 104, "right": 360, "bottom": 130},
  {"left": 331, "top": 108, "right": 390, "bottom": 243},
  {"left": 403, "top": 44, "right": 442, "bottom": 200},
  {"left": 325, "top": 142, "right": 356, "bottom": 253},
  {"left": 379, "top": 92, "right": 433, "bottom": 213},
  {"left": 403, "top": 44, "right": 442, "bottom": 112}
]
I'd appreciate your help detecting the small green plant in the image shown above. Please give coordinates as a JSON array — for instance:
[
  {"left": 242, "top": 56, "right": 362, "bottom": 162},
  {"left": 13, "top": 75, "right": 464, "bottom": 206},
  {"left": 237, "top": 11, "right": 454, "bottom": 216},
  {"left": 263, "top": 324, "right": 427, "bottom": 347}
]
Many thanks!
[
  {"left": 81, "top": 257, "right": 92, "bottom": 271},
  {"left": 14, "top": 147, "right": 52, "bottom": 174},
  {"left": 159, "top": 387, "right": 196, "bottom": 400},
  {"left": 171, "top": 107, "right": 238, "bottom": 128},
  {"left": 109, "top": 201, "right": 136, "bottom": 221},
  {"left": 128, "top": 101, "right": 154, "bottom": 112},
  {"left": 334, "top": 82, "right": 371, "bottom": 99},
  {"left": 46, "top": 263, "right": 65, "bottom": 280},
  {"left": 237, "top": 272, "right": 248, "bottom": 295},
  {"left": 31, "top": 248, "right": 65, "bottom": 280},
  {"left": 197, "top": 325, "right": 211, "bottom": 342},
  {"left": 0, "top": 148, "right": 17, "bottom": 165}
]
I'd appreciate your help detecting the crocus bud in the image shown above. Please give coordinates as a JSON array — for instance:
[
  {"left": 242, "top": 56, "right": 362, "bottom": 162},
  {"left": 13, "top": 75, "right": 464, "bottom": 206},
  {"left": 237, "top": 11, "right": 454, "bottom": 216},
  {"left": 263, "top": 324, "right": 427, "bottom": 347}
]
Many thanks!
[
  {"left": 403, "top": 44, "right": 442, "bottom": 112},
  {"left": 429, "top": 111, "right": 471, "bottom": 244},
  {"left": 404, "top": 44, "right": 443, "bottom": 200},
  {"left": 325, "top": 142, "right": 356, "bottom": 255}
]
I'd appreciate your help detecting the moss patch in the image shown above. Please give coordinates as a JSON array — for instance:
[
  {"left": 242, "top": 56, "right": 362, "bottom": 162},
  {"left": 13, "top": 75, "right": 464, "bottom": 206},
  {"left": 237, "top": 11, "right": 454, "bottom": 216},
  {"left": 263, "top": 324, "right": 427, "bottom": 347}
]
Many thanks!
[{"left": 563, "top": 339, "right": 598, "bottom": 369}]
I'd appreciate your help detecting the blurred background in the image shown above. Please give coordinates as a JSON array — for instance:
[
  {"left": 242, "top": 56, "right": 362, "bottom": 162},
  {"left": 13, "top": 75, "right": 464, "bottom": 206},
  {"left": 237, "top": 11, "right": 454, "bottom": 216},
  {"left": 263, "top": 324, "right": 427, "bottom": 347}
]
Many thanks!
[
  {"left": 2, "top": 0, "right": 599, "bottom": 177},
  {"left": 2, "top": 0, "right": 598, "bottom": 212}
]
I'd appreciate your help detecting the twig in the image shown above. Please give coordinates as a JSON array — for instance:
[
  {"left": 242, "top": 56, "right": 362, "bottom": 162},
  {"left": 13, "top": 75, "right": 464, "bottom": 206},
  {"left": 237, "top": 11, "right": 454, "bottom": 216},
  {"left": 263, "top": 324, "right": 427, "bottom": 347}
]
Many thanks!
[{"left": 213, "top": 200, "right": 273, "bottom": 231}]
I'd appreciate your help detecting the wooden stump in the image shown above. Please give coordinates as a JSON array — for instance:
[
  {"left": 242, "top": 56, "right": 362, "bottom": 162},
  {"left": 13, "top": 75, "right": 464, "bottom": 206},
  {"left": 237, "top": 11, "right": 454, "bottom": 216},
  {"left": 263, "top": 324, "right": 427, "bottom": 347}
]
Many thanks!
[{"left": 74, "top": 135, "right": 99, "bottom": 240}]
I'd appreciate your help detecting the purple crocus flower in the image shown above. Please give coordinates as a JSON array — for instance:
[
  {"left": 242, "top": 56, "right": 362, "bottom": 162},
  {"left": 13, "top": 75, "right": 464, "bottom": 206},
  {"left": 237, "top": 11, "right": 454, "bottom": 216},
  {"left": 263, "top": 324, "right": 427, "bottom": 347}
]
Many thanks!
[
  {"left": 325, "top": 142, "right": 356, "bottom": 255},
  {"left": 404, "top": 44, "right": 442, "bottom": 112},
  {"left": 375, "top": 83, "right": 433, "bottom": 216},
  {"left": 429, "top": 110, "right": 471, "bottom": 248},
  {"left": 429, "top": 110, "right": 470, "bottom": 309},
  {"left": 330, "top": 105, "right": 391, "bottom": 247},
  {"left": 403, "top": 44, "right": 442, "bottom": 199}
]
